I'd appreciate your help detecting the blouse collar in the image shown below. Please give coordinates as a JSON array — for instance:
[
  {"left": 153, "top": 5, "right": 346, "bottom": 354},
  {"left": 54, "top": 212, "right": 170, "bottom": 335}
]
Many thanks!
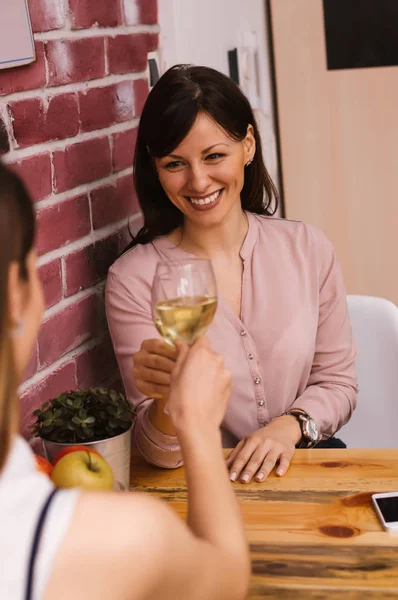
[{"left": 152, "top": 210, "right": 260, "bottom": 262}]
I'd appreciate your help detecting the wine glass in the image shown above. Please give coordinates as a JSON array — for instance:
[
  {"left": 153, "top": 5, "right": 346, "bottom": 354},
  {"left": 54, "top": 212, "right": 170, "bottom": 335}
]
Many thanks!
[{"left": 152, "top": 258, "right": 218, "bottom": 346}]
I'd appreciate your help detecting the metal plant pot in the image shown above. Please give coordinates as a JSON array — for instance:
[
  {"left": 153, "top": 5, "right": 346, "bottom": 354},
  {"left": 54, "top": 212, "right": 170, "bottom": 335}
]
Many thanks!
[{"left": 42, "top": 426, "right": 132, "bottom": 491}]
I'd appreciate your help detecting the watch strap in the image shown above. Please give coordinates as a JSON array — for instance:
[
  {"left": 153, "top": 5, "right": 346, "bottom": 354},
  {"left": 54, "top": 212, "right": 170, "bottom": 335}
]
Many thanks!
[{"left": 284, "top": 410, "right": 318, "bottom": 448}]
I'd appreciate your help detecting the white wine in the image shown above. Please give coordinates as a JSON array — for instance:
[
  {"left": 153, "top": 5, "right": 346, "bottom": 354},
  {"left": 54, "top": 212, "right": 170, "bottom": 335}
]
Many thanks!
[
  {"left": 153, "top": 317, "right": 175, "bottom": 347},
  {"left": 154, "top": 295, "right": 217, "bottom": 345}
]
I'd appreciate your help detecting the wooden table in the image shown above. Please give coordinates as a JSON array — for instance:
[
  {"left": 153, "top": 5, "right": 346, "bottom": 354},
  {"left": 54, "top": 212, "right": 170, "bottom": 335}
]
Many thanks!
[{"left": 130, "top": 449, "right": 398, "bottom": 599}]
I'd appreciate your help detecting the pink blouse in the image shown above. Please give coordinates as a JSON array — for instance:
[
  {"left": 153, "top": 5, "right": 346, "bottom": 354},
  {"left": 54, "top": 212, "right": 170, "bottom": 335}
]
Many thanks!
[{"left": 105, "top": 213, "right": 358, "bottom": 468}]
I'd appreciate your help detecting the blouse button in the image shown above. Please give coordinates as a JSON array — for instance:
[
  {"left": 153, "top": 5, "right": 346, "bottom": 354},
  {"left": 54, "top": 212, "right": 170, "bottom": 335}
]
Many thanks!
[
  {"left": 240, "top": 330, "right": 247, "bottom": 336},
  {"left": 255, "top": 377, "right": 261, "bottom": 385},
  {"left": 248, "top": 353, "right": 254, "bottom": 360},
  {"left": 258, "top": 400, "right": 265, "bottom": 406}
]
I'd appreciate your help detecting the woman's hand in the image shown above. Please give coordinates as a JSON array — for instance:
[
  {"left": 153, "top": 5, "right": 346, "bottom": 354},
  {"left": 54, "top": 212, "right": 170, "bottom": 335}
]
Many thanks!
[
  {"left": 132, "top": 339, "right": 177, "bottom": 399},
  {"left": 226, "top": 415, "right": 302, "bottom": 483},
  {"left": 167, "top": 338, "right": 231, "bottom": 435}
]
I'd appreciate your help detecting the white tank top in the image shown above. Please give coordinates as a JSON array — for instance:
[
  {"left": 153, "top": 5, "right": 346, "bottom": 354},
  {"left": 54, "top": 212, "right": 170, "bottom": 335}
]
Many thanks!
[{"left": 0, "top": 436, "right": 80, "bottom": 600}]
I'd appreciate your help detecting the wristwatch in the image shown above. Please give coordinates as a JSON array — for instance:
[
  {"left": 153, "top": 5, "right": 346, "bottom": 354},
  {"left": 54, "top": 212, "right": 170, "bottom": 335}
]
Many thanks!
[{"left": 283, "top": 408, "right": 319, "bottom": 448}]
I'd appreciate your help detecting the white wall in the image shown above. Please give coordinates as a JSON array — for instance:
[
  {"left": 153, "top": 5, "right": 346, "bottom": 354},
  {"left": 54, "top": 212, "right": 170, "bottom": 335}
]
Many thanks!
[{"left": 157, "top": 0, "right": 279, "bottom": 196}]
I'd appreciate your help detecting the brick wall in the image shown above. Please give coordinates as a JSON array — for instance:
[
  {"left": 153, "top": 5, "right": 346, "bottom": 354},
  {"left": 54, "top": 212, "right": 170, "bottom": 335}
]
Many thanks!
[{"left": 0, "top": 0, "right": 158, "bottom": 437}]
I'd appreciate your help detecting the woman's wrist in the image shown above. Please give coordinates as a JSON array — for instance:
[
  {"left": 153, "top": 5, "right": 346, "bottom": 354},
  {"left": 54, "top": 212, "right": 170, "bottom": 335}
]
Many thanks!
[
  {"left": 272, "top": 414, "right": 302, "bottom": 446},
  {"left": 148, "top": 397, "right": 177, "bottom": 436},
  {"left": 178, "top": 425, "right": 222, "bottom": 450},
  {"left": 179, "top": 428, "right": 223, "bottom": 470}
]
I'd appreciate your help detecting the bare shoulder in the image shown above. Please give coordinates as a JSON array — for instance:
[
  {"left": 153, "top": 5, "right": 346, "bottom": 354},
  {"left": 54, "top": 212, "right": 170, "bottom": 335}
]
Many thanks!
[{"left": 43, "top": 491, "right": 184, "bottom": 600}]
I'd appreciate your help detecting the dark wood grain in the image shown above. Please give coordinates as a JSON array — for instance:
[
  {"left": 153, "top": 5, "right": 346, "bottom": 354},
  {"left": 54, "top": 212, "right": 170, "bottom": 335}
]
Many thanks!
[{"left": 130, "top": 449, "right": 398, "bottom": 598}]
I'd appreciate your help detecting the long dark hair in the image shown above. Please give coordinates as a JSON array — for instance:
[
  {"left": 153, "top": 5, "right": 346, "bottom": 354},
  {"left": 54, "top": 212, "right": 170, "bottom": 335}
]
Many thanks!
[
  {"left": 127, "top": 64, "right": 278, "bottom": 250},
  {"left": 0, "top": 163, "right": 35, "bottom": 470}
]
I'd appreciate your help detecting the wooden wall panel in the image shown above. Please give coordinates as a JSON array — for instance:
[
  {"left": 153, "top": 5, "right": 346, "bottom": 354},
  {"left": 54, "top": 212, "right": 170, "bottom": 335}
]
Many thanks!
[{"left": 270, "top": 0, "right": 398, "bottom": 304}]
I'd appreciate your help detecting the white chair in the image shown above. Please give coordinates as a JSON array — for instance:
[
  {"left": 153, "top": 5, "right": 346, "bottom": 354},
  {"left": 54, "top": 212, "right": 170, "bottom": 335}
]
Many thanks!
[{"left": 339, "top": 295, "right": 398, "bottom": 448}]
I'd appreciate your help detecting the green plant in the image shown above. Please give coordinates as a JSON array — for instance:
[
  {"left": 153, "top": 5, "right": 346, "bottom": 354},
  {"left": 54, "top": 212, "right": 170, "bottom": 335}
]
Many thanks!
[{"left": 30, "top": 388, "right": 135, "bottom": 444}]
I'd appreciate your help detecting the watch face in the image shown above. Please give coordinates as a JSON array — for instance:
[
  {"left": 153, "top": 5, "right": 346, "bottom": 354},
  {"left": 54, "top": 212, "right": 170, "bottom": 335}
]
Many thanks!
[{"left": 304, "top": 418, "right": 318, "bottom": 441}]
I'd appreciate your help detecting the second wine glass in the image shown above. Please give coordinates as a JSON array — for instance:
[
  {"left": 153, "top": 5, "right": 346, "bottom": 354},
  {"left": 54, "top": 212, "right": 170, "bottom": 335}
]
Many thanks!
[{"left": 152, "top": 259, "right": 218, "bottom": 346}]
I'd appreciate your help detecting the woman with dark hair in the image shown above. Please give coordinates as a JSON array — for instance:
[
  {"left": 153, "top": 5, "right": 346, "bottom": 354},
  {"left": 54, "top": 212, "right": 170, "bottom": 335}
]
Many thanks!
[
  {"left": 0, "top": 162, "right": 250, "bottom": 600},
  {"left": 106, "top": 64, "right": 357, "bottom": 483}
]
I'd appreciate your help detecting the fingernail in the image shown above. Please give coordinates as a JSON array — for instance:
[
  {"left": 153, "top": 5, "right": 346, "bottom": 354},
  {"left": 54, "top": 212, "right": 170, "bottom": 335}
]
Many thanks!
[
  {"left": 230, "top": 472, "right": 237, "bottom": 482},
  {"left": 256, "top": 473, "right": 264, "bottom": 481},
  {"left": 276, "top": 468, "right": 284, "bottom": 476},
  {"left": 241, "top": 473, "right": 249, "bottom": 483}
]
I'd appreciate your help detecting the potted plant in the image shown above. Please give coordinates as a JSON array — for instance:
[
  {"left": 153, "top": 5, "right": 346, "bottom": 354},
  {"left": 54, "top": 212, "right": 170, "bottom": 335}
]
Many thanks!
[{"left": 30, "top": 388, "right": 135, "bottom": 490}]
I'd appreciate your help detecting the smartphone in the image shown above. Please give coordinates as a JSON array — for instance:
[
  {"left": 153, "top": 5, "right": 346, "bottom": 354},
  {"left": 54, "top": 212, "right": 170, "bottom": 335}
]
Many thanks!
[{"left": 372, "top": 492, "right": 398, "bottom": 532}]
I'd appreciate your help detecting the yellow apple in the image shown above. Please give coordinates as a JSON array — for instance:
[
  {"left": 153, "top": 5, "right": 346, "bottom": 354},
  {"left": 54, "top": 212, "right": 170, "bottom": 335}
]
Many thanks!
[{"left": 51, "top": 449, "right": 114, "bottom": 491}]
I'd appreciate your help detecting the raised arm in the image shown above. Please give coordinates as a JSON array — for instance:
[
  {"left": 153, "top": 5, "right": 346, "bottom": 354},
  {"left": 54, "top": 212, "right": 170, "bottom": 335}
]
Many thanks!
[
  {"left": 43, "top": 339, "right": 250, "bottom": 600},
  {"left": 106, "top": 269, "right": 182, "bottom": 468}
]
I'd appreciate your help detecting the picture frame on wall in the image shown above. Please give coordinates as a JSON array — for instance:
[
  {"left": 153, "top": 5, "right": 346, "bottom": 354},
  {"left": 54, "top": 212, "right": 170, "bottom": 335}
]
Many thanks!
[{"left": 0, "top": 0, "right": 35, "bottom": 70}]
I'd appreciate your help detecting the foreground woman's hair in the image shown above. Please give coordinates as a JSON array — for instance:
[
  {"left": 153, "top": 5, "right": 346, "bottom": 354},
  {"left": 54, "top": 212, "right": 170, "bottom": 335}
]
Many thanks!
[{"left": 0, "top": 164, "right": 35, "bottom": 469}]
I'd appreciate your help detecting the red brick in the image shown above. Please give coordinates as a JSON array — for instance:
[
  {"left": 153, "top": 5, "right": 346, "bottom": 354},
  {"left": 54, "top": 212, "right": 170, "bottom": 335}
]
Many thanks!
[
  {"left": 23, "top": 344, "right": 38, "bottom": 382},
  {"left": 10, "top": 98, "right": 44, "bottom": 148},
  {"left": 146, "top": 33, "right": 159, "bottom": 53},
  {"left": 53, "top": 137, "right": 112, "bottom": 193},
  {"left": 19, "top": 361, "right": 77, "bottom": 438},
  {"left": 28, "top": 0, "right": 65, "bottom": 32},
  {"left": 70, "top": 0, "right": 122, "bottom": 29},
  {"left": 38, "top": 294, "right": 99, "bottom": 368},
  {"left": 91, "top": 174, "right": 138, "bottom": 229},
  {"left": 8, "top": 154, "right": 52, "bottom": 203},
  {"left": 10, "top": 93, "right": 79, "bottom": 147},
  {"left": 0, "top": 42, "right": 46, "bottom": 96},
  {"left": 36, "top": 195, "right": 90, "bottom": 255},
  {"left": 123, "top": 0, "right": 157, "bottom": 25},
  {"left": 112, "top": 127, "right": 137, "bottom": 172},
  {"left": 80, "top": 82, "right": 133, "bottom": 133},
  {"left": 107, "top": 34, "right": 151, "bottom": 75},
  {"left": 138, "top": 0, "right": 158, "bottom": 24},
  {"left": 75, "top": 336, "right": 118, "bottom": 388},
  {"left": 39, "top": 259, "right": 62, "bottom": 308},
  {"left": 46, "top": 38, "right": 105, "bottom": 86},
  {"left": 64, "top": 234, "right": 120, "bottom": 296},
  {"left": 133, "top": 78, "right": 149, "bottom": 117},
  {"left": 0, "top": 116, "right": 10, "bottom": 154},
  {"left": 45, "top": 93, "right": 79, "bottom": 140}
]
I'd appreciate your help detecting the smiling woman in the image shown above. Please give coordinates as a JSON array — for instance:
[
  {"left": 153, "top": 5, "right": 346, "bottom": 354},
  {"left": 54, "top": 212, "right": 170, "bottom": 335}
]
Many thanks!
[
  {"left": 155, "top": 113, "right": 254, "bottom": 225},
  {"left": 106, "top": 64, "right": 358, "bottom": 485},
  {"left": 128, "top": 64, "right": 277, "bottom": 248}
]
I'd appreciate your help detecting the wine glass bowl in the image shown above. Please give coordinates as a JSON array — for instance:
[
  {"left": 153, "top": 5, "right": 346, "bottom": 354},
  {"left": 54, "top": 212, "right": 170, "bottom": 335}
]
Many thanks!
[{"left": 152, "top": 259, "right": 218, "bottom": 346}]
